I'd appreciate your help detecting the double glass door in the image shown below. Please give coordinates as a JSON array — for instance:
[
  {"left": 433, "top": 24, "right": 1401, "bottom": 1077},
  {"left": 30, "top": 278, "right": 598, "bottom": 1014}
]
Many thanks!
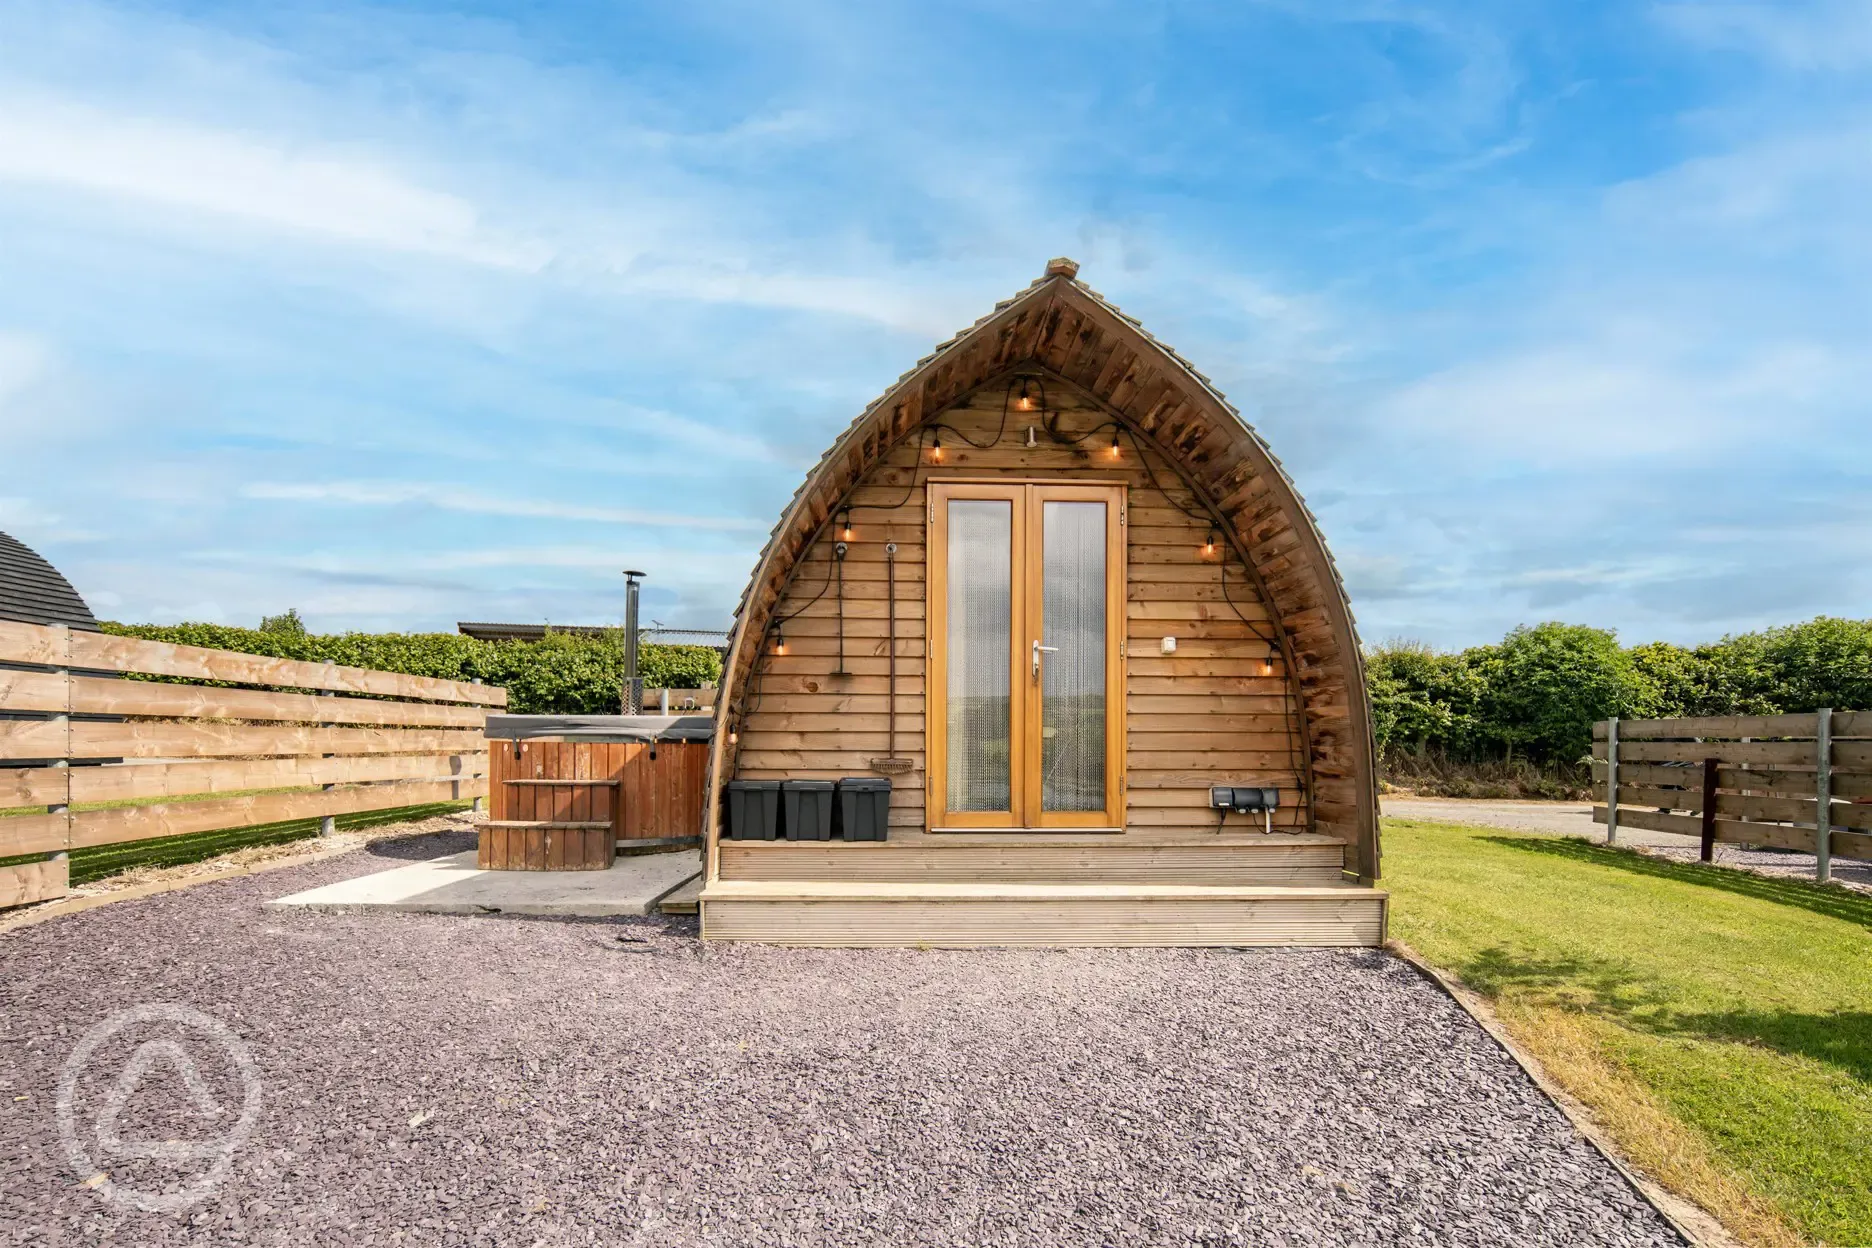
[{"left": 929, "top": 482, "right": 1126, "bottom": 829}]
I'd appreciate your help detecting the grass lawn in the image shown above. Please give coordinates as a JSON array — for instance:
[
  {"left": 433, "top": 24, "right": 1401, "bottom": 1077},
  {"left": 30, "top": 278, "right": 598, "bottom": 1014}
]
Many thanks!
[{"left": 1385, "top": 818, "right": 1872, "bottom": 1248}]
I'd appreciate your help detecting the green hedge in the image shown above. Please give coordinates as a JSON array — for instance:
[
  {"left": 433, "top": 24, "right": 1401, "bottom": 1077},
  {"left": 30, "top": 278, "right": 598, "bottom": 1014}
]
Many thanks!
[
  {"left": 112, "top": 613, "right": 1866, "bottom": 767},
  {"left": 101, "top": 623, "right": 721, "bottom": 716},
  {"left": 1369, "top": 616, "right": 1872, "bottom": 766}
]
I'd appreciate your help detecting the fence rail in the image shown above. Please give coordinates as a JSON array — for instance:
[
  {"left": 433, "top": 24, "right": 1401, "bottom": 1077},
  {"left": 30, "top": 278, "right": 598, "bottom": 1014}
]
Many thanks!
[
  {"left": 1591, "top": 710, "right": 1871, "bottom": 882},
  {"left": 1, "top": 619, "right": 505, "bottom": 906}
]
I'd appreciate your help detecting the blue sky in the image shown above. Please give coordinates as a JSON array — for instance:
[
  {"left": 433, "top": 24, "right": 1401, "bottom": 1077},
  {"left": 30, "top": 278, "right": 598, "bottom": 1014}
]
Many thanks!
[{"left": 1, "top": 0, "right": 1867, "bottom": 648}]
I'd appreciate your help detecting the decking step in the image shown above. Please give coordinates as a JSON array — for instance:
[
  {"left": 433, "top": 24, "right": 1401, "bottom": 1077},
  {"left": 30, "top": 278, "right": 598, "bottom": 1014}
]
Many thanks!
[
  {"left": 717, "top": 838, "right": 1348, "bottom": 885},
  {"left": 699, "top": 880, "right": 1387, "bottom": 948},
  {"left": 657, "top": 874, "right": 702, "bottom": 916}
]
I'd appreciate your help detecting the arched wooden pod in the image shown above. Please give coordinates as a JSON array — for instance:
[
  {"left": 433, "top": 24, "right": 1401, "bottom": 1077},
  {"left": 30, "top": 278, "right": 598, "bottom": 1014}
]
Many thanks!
[{"left": 706, "top": 265, "right": 1379, "bottom": 882}]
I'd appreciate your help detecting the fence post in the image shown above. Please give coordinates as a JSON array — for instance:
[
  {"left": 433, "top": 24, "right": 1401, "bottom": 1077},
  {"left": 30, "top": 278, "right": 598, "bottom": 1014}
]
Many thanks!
[
  {"left": 470, "top": 678, "right": 485, "bottom": 813},
  {"left": 1604, "top": 717, "right": 1619, "bottom": 846},
  {"left": 1699, "top": 756, "right": 1719, "bottom": 863},
  {"left": 1816, "top": 707, "right": 1833, "bottom": 883},
  {"left": 318, "top": 659, "right": 336, "bottom": 837},
  {"left": 49, "top": 623, "right": 72, "bottom": 863}
]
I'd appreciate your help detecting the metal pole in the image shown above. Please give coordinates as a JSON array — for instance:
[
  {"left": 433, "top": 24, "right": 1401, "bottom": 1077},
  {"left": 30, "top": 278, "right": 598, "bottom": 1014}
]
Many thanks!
[
  {"left": 1816, "top": 707, "right": 1833, "bottom": 883},
  {"left": 318, "top": 659, "right": 337, "bottom": 837},
  {"left": 622, "top": 570, "right": 644, "bottom": 715},
  {"left": 49, "top": 624, "right": 71, "bottom": 863},
  {"left": 470, "top": 678, "right": 484, "bottom": 813},
  {"left": 1605, "top": 717, "right": 1619, "bottom": 846}
]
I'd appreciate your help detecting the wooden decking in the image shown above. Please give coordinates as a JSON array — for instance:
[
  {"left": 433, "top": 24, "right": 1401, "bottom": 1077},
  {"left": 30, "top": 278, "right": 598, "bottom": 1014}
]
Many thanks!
[{"left": 699, "top": 835, "right": 1386, "bottom": 947}]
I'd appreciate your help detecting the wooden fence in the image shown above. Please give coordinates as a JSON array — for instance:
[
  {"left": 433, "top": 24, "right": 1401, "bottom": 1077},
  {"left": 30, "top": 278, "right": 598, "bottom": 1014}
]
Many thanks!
[
  {"left": 0, "top": 619, "right": 505, "bottom": 906},
  {"left": 1592, "top": 712, "right": 1872, "bottom": 881},
  {"left": 641, "top": 686, "right": 717, "bottom": 712}
]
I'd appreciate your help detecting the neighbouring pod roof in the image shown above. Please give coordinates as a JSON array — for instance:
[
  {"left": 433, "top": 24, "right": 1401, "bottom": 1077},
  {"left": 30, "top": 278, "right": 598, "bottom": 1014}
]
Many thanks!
[{"left": 0, "top": 531, "right": 101, "bottom": 631}]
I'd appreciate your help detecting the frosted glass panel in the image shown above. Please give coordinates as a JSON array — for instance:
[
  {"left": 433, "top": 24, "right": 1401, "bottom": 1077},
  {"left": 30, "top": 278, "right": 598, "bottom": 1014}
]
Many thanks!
[
  {"left": 1041, "top": 501, "right": 1106, "bottom": 812},
  {"left": 946, "top": 500, "right": 1013, "bottom": 812}
]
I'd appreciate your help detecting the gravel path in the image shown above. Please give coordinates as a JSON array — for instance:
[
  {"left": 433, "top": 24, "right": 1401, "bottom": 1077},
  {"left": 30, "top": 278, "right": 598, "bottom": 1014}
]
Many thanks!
[
  {"left": 1385, "top": 795, "right": 1872, "bottom": 893},
  {"left": 1, "top": 835, "right": 1683, "bottom": 1247},
  {"left": 1382, "top": 797, "right": 1602, "bottom": 839}
]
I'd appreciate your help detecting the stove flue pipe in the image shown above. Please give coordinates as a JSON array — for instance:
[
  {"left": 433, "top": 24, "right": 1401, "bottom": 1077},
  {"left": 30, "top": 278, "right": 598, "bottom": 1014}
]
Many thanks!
[{"left": 622, "top": 569, "right": 645, "bottom": 714}]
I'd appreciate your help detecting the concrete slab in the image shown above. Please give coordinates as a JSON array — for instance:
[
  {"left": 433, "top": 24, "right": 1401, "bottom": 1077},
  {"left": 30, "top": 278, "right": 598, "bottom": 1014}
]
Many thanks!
[{"left": 267, "top": 850, "right": 701, "bottom": 917}]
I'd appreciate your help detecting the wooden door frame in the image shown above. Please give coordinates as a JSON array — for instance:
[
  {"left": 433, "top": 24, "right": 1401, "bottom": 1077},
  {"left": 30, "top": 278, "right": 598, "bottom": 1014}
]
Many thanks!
[{"left": 927, "top": 480, "right": 1127, "bottom": 831}]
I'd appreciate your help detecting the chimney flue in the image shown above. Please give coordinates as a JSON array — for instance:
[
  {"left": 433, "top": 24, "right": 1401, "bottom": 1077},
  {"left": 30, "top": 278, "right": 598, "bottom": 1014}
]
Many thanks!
[{"left": 622, "top": 570, "right": 645, "bottom": 714}]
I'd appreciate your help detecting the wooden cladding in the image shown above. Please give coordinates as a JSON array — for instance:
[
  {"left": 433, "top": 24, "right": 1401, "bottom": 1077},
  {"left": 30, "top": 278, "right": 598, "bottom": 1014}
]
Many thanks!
[
  {"left": 1593, "top": 712, "right": 1872, "bottom": 877},
  {"left": 0, "top": 619, "right": 502, "bottom": 877},
  {"left": 709, "top": 272, "right": 1378, "bottom": 882},
  {"left": 728, "top": 391, "right": 1309, "bottom": 851}
]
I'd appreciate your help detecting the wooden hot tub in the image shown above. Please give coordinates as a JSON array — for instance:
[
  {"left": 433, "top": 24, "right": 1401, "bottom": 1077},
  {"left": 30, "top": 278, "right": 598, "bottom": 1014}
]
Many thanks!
[{"left": 481, "top": 715, "right": 712, "bottom": 871}]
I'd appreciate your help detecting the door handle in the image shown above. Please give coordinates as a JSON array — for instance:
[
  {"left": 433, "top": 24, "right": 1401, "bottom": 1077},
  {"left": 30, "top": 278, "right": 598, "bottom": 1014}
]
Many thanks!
[{"left": 1032, "top": 641, "right": 1060, "bottom": 680}]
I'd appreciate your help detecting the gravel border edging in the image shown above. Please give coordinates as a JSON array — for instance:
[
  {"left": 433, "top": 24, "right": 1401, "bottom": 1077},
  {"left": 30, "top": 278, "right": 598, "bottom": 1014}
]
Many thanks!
[{"left": 1386, "top": 941, "right": 1741, "bottom": 1248}]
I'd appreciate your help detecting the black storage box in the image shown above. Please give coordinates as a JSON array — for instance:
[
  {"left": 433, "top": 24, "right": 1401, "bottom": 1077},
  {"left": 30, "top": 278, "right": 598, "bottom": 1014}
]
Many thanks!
[
  {"left": 725, "top": 780, "right": 781, "bottom": 840},
  {"left": 782, "top": 779, "right": 835, "bottom": 840},
  {"left": 836, "top": 777, "right": 892, "bottom": 841}
]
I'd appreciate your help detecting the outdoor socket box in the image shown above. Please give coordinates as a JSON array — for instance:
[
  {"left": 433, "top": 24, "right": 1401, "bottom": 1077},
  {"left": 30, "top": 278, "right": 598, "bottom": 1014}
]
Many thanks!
[
  {"left": 782, "top": 779, "right": 835, "bottom": 840},
  {"left": 1209, "top": 785, "right": 1278, "bottom": 813},
  {"left": 1210, "top": 785, "right": 1280, "bottom": 832},
  {"left": 1160, "top": 636, "right": 1177, "bottom": 655},
  {"left": 726, "top": 780, "right": 781, "bottom": 840}
]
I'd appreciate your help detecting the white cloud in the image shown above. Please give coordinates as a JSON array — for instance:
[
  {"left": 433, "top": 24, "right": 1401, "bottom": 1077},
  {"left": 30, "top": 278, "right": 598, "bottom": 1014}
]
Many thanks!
[
  {"left": 1655, "top": 1, "right": 1872, "bottom": 71},
  {"left": 0, "top": 331, "right": 50, "bottom": 407},
  {"left": 0, "top": 97, "right": 553, "bottom": 270},
  {"left": 207, "top": 542, "right": 758, "bottom": 589},
  {"left": 240, "top": 480, "right": 769, "bottom": 532}
]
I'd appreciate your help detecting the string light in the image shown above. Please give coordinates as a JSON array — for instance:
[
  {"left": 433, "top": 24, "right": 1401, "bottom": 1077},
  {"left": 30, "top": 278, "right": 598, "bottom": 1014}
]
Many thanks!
[
  {"left": 1261, "top": 652, "right": 1275, "bottom": 678},
  {"left": 838, "top": 506, "right": 853, "bottom": 541},
  {"left": 1109, "top": 429, "right": 1121, "bottom": 459},
  {"left": 1014, "top": 379, "right": 1036, "bottom": 412},
  {"left": 1204, "top": 528, "right": 1218, "bottom": 556},
  {"left": 772, "top": 625, "right": 787, "bottom": 656},
  {"left": 931, "top": 429, "right": 944, "bottom": 462}
]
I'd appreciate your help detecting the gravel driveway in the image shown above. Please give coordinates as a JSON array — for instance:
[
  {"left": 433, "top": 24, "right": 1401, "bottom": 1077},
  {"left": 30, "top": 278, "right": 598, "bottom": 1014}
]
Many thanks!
[
  {"left": 1385, "top": 795, "right": 1872, "bottom": 892},
  {"left": 1, "top": 834, "right": 1683, "bottom": 1247}
]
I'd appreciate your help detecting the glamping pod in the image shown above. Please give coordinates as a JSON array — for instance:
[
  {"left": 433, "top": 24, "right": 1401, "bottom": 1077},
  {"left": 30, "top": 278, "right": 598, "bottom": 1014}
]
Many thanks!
[{"left": 700, "top": 260, "right": 1384, "bottom": 946}]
